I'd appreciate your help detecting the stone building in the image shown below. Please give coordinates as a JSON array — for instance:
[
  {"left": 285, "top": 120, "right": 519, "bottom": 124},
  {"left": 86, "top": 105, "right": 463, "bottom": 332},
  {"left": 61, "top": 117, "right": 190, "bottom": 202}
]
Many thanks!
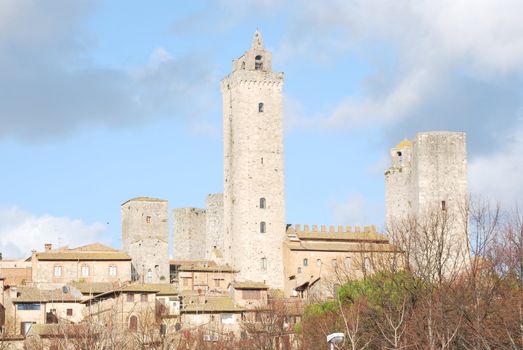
[
  {"left": 385, "top": 132, "right": 469, "bottom": 268},
  {"left": 283, "top": 224, "right": 400, "bottom": 298},
  {"left": 121, "top": 197, "right": 169, "bottom": 284},
  {"left": 172, "top": 194, "right": 224, "bottom": 261},
  {"left": 221, "top": 30, "right": 286, "bottom": 289},
  {"left": 29, "top": 243, "right": 131, "bottom": 289}
]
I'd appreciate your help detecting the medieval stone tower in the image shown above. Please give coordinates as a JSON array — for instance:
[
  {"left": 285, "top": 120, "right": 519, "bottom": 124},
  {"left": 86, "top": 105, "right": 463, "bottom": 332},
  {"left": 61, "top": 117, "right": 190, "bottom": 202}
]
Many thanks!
[
  {"left": 385, "top": 132, "right": 469, "bottom": 266},
  {"left": 122, "top": 197, "right": 169, "bottom": 283},
  {"left": 221, "top": 31, "right": 286, "bottom": 289}
]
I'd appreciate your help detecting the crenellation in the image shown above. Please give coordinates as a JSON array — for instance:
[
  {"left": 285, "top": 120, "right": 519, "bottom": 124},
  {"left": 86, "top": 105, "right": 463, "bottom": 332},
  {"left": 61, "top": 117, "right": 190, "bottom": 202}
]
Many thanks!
[{"left": 286, "top": 224, "right": 381, "bottom": 235}]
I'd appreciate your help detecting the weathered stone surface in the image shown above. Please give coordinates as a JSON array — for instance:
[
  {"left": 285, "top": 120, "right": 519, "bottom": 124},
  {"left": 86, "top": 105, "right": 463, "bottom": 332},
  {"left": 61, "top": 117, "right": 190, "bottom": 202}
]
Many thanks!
[{"left": 121, "top": 197, "right": 169, "bottom": 283}]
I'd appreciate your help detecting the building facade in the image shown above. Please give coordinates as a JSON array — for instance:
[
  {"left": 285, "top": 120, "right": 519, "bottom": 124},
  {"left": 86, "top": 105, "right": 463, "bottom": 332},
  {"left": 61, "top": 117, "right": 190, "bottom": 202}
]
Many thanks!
[
  {"left": 221, "top": 30, "right": 286, "bottom": 289},
  {"left": 385, "top": 132, "right": 469, "bottom": 269},
  {"left": 121, "top": 197, "right": 169, "bottom": 284}
]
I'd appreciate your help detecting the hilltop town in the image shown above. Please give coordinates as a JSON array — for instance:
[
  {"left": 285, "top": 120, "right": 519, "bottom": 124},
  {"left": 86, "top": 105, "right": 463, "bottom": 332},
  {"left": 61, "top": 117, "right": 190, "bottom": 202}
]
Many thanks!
[{"left": 0, "top": 31, "right": 472, "bottom": 349}]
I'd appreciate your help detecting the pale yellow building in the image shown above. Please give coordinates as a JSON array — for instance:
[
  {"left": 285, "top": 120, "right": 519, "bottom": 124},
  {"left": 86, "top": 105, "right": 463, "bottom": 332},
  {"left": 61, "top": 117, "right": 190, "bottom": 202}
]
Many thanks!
[
  {"left": 283, "top": 224, "right": 401, "bottom": 298},
  {"left": 29, "top": 243, "right": 132, "bottom": 289}
]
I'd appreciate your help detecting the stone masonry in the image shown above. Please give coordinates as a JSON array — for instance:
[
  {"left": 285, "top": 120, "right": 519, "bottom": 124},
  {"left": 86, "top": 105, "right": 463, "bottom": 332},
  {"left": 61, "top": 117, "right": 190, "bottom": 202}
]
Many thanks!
[
  {"left": 172, "top": 208, "right": 207, "bottom": 260},
  {"left": 221, "top": 31, "right": 286, "bottom": 289},
  {"left": 121, "top": 197, "right": 169, "bottom": 283},
  {"left": 385, "top": 132, "right": 469, "bottom": 266}
]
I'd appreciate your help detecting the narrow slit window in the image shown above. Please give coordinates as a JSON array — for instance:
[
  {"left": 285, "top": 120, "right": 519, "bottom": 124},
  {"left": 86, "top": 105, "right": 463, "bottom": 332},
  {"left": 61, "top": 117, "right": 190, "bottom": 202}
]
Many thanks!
[
  {"left": 258, "top": 102, "right": 264, "bottom": 113},
  {"left": 260, "top": 221, "right": 266, "bottom": 233},
  {"left": 259, "top": 198, "right": 266, "bottom": 209},
  {"left": 303, "top": 258, "right": 308, "bottom": 267},
  {"left": 441, "top": 200, "right": 446, "bottom": 211},
  {"left": 261, "top": 257, "right": 267, "bottom": 270}
]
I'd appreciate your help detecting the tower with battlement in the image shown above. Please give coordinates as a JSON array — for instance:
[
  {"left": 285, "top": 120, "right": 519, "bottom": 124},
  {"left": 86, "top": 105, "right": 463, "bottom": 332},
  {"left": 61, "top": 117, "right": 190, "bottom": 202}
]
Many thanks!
[
  {"left": 221, "top": 31, "right": 286, "bottom": 289},
  {"left": 122, "top": 197, "right": 169, "bottom": 283},
  {"left": 385, "top": 132, "right": 469, "bottom": 268}
]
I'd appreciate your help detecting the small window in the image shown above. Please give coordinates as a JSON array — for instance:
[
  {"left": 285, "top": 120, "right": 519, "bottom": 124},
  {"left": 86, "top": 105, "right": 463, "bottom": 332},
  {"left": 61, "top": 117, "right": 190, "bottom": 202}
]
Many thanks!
[
  {"left": 241, "top": 61, "right": 245, "bottom": 69},
  {"left": 344, "top": 257, "right": 351, "bottom": 269},
  {"left": 146, "top": 216, "right": 151, "bottom": 223},
  {"left": 364, "top": 257, "right": 371, "bottom": 272},
  {"left": 397, "top": 151, "right": 402, "bottom": 157},
  {"left": 215, "top": 279, "right": 221, "bottom": 288},
  {"left": 127, "top": 294, "right": 135, "bottom": 303},
  {"left": 260, "top": 221, "right": 266, "bottom": 233},
  {"left": 441, "top": 200, "right": 446, "bottom": 211},
  {"left": 258, "top": 102, "right": 264, "bottom": 112},
  {"left": 109, "top": 265, "right": 117, "bottom": 276},
  {"left": 261, "top": 157, "right": 263, "bottom": 164},
  {"left": 66, "top": 308, "right": 73, "bottom": 316},
  {"left": 255, "top": 55, "right": 263, "bottom": 70},
  {"left": 316, "top": 259, "right": 321, "bottom": 267},
  {"left": 303, "top": 258, "right": 308, "bottom": 267},
  {"left": 146, "top": 269, "right": 153, "bottom": 283},
  {"left": 331, "top": 259, "right": 337, "bottom": 267},
  {"left": 259, "top": 198, "right": 266, "bottom": 209},
  {"left": 129, "top": 315, "right": 138, "bottom": 332},
  {"left": 261, "top": 257, "right": 267, "bottom": 270},
  {"left": 54, "top": 266, "right": 62, "bottom": 277},
  {"left": 297, "top": 267, "right": 302, "bottom": 274},
  {"left": 141, "top": 294, "right": 148, "bottom": 302},
  {"left": 81, "top": 265, "right": 89, "bottom": 277}
]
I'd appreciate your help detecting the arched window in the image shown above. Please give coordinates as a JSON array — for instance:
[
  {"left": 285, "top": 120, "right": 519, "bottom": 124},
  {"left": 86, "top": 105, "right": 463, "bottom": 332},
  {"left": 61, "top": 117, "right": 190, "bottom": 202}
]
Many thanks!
[
  {"left": 303, "top": 258, "right": 308, "bottom": 267},
  {"left": 258, "top": 102, "right": 264, "bottom": 112},
  {"left": 259, "top": 197, "right": 266, "bottom": 209},
  {"left": 241, "top": 61, "right": 245, "bottom": 69},
  {"left": 316, "top": 259, "right": 321, "bottom": 267},
  {"left": 344, "top": 257, "right": 351, "bottom": 269},
  {"left": 260, "top": 221, "right": 266, "bottom": 233},
  {"left": 255, "top": 55, "right": 263, "bottom": 70},
  {"left": 129, "top": 315, "right": 138, "bottom": 332},
  {"left": 146, "top": 269, "right": 153, "bottom": 284}
]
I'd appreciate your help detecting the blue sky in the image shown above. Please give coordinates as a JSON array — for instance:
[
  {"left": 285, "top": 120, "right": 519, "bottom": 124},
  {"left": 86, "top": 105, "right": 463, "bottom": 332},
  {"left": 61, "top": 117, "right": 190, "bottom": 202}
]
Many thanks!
[{"left": 1, "top": 0, "right": 523, "bottom": 258}]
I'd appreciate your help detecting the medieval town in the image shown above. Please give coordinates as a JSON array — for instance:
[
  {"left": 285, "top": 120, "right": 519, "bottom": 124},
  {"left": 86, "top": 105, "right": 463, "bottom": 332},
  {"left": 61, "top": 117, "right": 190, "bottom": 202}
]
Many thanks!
[{"left": 1, "top": 6, "right": 523, "bottom": 350}]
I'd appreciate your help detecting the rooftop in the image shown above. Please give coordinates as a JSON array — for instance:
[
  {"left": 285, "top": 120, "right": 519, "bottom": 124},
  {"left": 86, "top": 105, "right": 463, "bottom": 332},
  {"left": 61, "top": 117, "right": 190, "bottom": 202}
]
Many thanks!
[{"left": 231, "top": 281, "right": 269, "bottom": 290}]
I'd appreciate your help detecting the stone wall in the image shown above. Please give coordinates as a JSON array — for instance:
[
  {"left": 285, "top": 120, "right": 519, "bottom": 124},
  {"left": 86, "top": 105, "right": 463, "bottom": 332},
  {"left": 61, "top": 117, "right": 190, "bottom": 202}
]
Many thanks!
[
  {"left": 121, "top": 197, "right": 169, "bottom": 283},
  {"left": 205, "top": 193, "right": 224, "bottom": 260},
  {"left": 172, "top": 208, "right": 206, "bottom": 260},
  {"left": 222, "top": 31, "right": 286, "bottom": 289}
]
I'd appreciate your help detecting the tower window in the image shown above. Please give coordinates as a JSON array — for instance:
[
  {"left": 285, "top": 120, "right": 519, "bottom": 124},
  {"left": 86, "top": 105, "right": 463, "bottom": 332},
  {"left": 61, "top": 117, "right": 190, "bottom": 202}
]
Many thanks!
[
  {"left": 258, "top": 102, "right": 264, "bottom": 112},
  {"left": 260, "top": 221, "right": 266, "bottom": 233},
  {"left": 255, "top": 55, "right": 263, "bottom": 70},
  {"left": 396, "top": 151, "right": 402, "bottom": 156},
  {"left": 261, "top": 258, "right": 267, "bottom": 270},
  {"left": 297, "top": 267, "right": 302, "bottom": 274},
  {"left": 146, "top": 216, "right": 151, "bottom": 223},
  {"left": 81, "top": 265, "right": 89, "bottom": 277},
  {"left": 259, "top": 198, "right": 266, "bottom": 209},
  {"left": 316, "top": 259, "right": 321, "bottom": 267},
  {"left": 303, "top": 258, "right": 308, "bottom": 267},
  {"left": 241, "top": 61, "right": 245, "bottom": 69},
  {"left": 441, "top": 200, "right": 446, "bottom": 211}
]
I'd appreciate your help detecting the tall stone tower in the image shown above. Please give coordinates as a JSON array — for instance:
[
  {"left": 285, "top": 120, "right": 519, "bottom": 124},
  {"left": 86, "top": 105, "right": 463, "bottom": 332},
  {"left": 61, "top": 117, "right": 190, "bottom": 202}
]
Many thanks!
[
  {"left": 122, "top": 197, "right": 169, "bottom": 284},
  {"left": 385, "top": 132, "right": 469, "bottom": 267},
  {"left": 221, "top": 31, "right": 286, "bottom": 289}
]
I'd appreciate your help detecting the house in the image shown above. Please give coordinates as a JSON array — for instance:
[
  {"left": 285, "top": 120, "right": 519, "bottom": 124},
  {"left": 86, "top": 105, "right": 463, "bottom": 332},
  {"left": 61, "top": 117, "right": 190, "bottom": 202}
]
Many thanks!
[{"left": 29, "top": 243, "right": 132, "bottom": 289}]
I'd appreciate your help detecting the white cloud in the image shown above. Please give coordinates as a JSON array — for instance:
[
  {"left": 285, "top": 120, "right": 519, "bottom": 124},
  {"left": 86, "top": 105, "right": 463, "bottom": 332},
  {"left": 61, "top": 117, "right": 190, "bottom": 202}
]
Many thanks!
[
  {"left": 0, "top": 206, "right": 109, "bottom": 259},
  {"left": 330, "top": 194, "right": 382, "bottom": 228},
  {"left": 469, "top": 122, "right": 523, "bottom": 206}
]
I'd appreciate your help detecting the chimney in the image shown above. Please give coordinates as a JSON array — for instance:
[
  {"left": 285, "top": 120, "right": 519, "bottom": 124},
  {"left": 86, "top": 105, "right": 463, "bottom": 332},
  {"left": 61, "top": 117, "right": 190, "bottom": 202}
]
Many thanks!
[{"left": 45, "top": 243, "right": 52, "bottom": 251}]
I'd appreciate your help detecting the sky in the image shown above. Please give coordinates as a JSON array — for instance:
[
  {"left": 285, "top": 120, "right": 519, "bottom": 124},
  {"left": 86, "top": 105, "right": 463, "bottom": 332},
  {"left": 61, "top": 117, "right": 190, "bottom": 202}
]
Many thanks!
[{"left": 1, "top": 0, "right": 523, "bottom": 258}]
